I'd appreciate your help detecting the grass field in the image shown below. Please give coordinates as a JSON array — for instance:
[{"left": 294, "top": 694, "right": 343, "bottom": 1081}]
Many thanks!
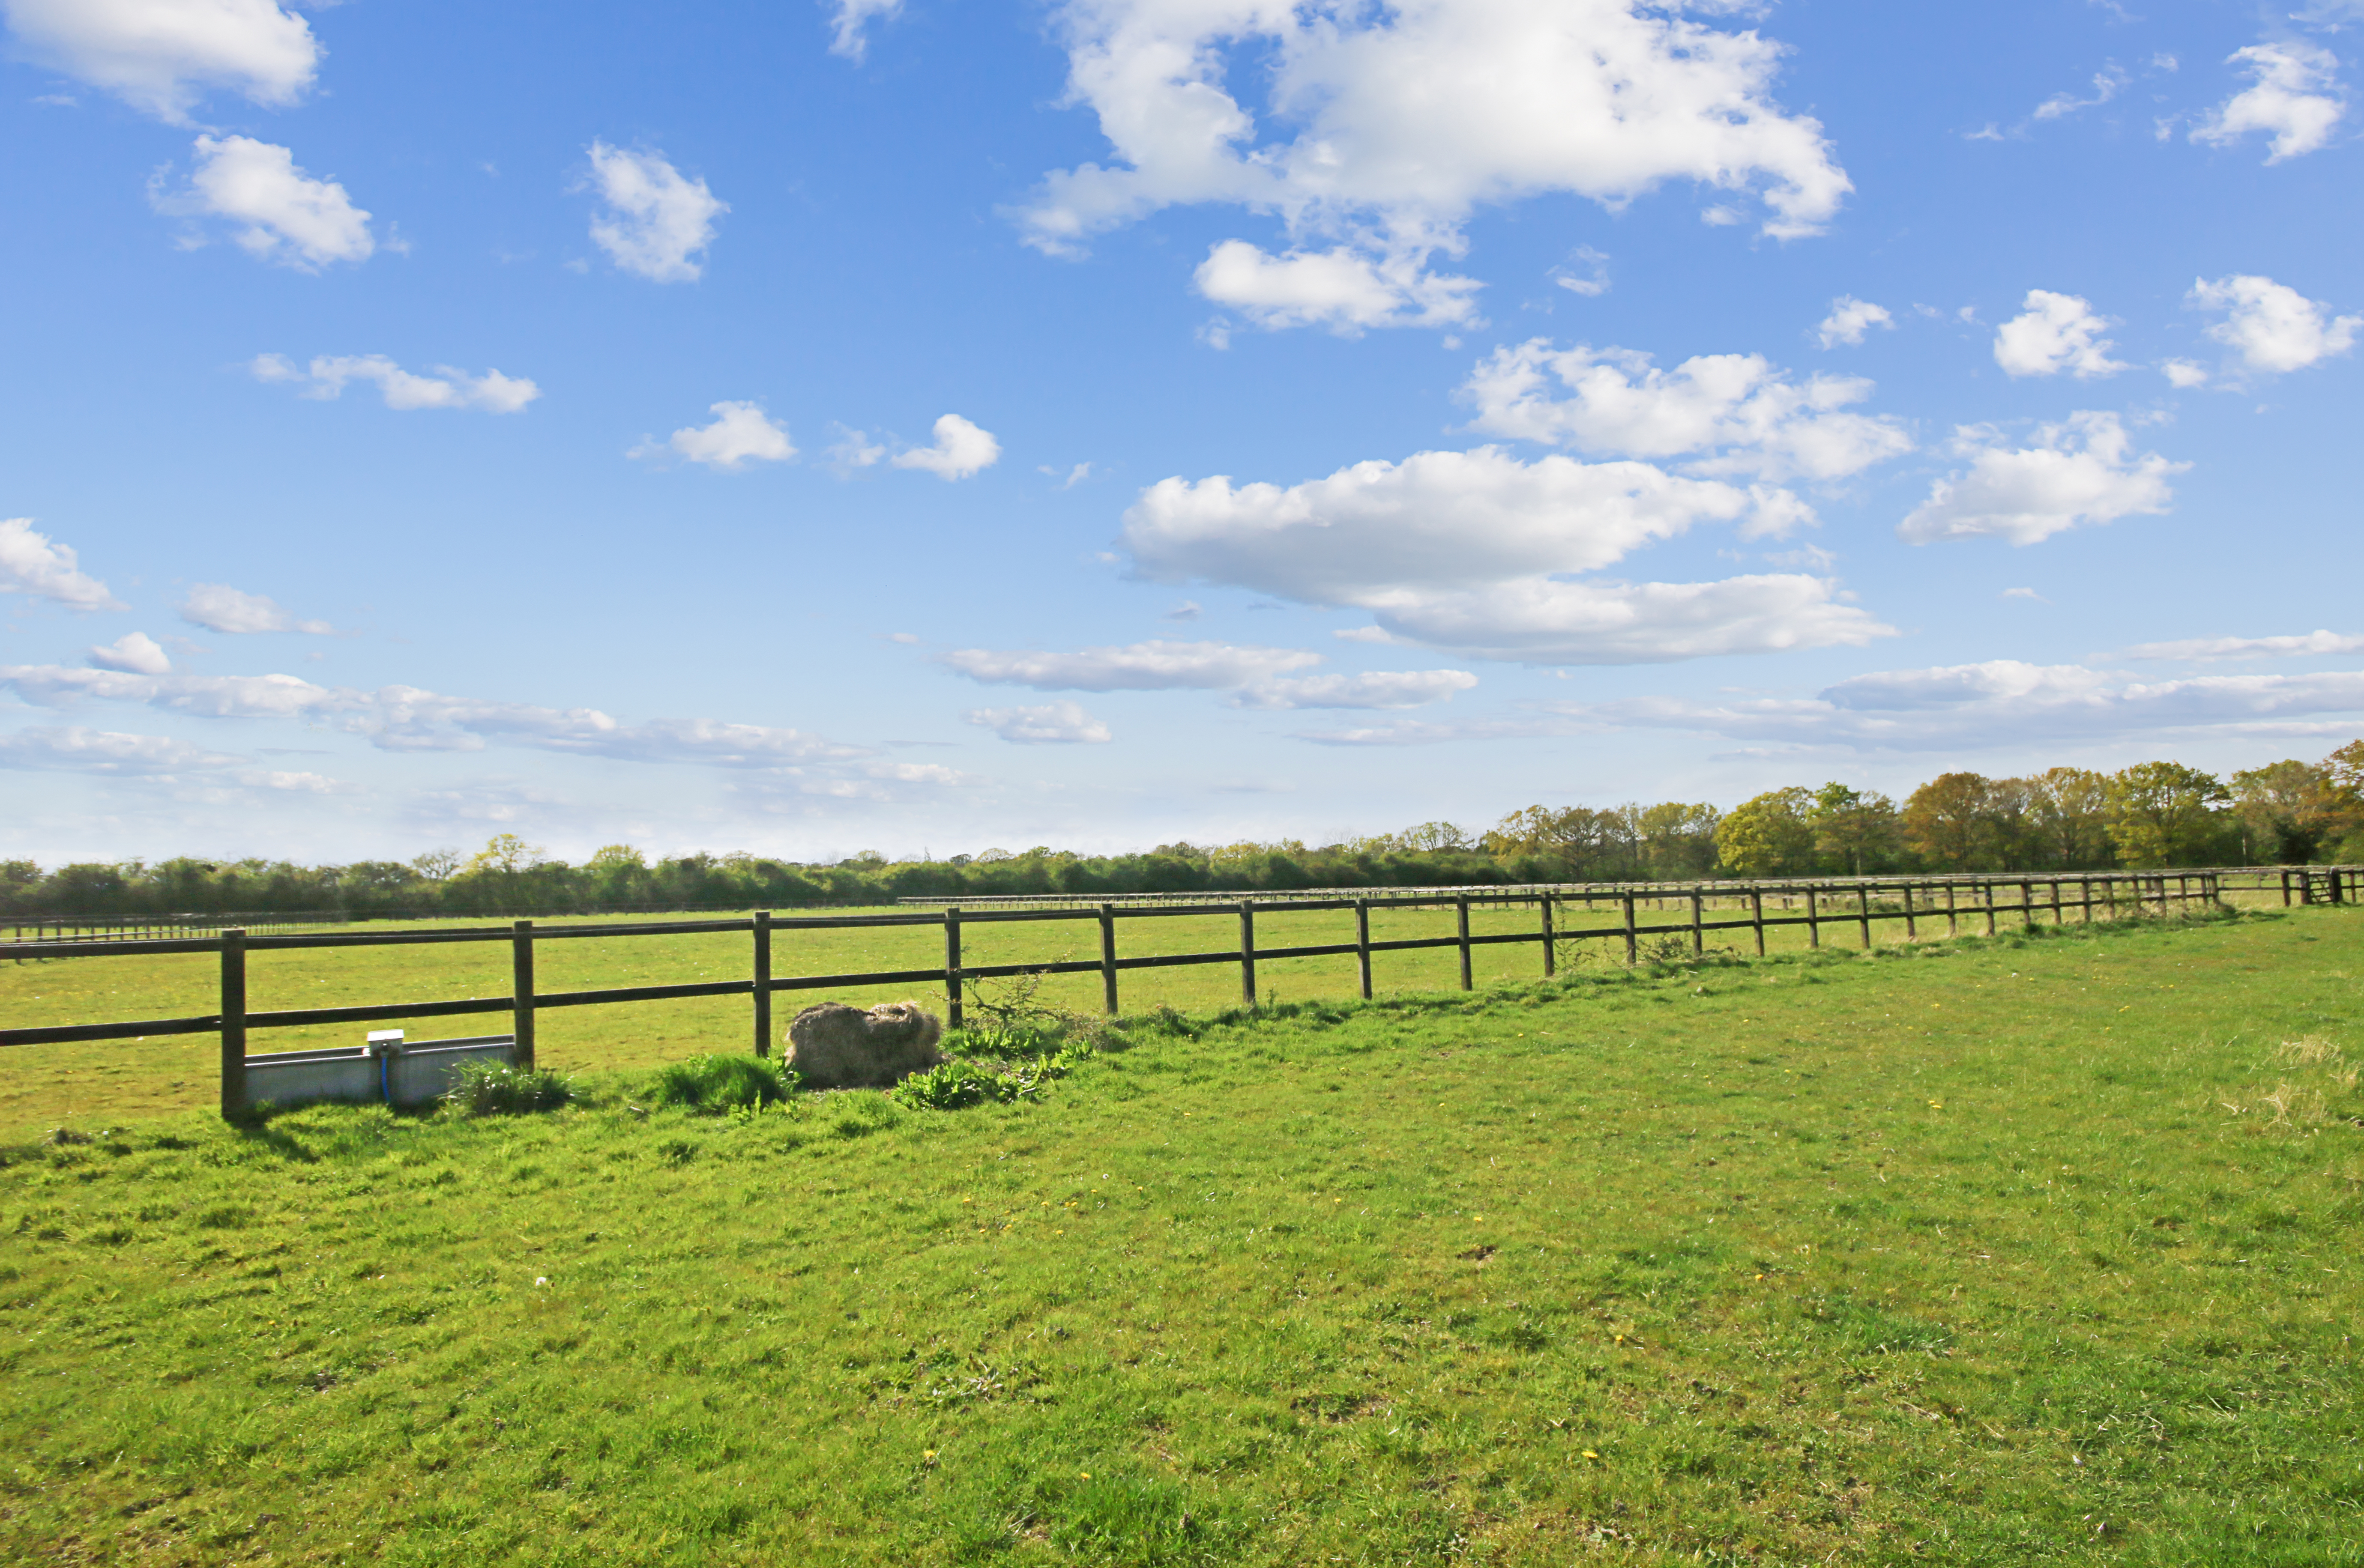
[
  {"left": 0, "top": 883, "right": 2247, "bottom": 1140},
  {"left": 3, "top": 905, "right": 2361, "bottom": 1564}
]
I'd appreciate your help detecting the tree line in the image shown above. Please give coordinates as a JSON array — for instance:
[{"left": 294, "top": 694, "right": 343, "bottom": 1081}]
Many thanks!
[{"left": 5, "top": 742, "right": 2358, "bottom": 919}]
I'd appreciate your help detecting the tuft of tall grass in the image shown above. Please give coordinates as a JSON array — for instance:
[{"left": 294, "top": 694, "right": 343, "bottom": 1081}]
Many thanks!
[
  {"left": 441, "top": 1061, "right": 574, "bottom": 1118},
  {"left": 651, "top": 1054, "right": 798, "bottom": 1113}
]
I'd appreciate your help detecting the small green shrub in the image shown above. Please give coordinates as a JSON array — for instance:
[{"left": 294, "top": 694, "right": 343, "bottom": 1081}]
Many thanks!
[
  {"left": 443, "top": 1061, "right": 574, "bottom": 1118},
  {"left": 652, "top": 1054, "right": 797, "bottom": 1114},
  {"left": 892, "top": 1041, "right": 1095, "bottom": 1111}
]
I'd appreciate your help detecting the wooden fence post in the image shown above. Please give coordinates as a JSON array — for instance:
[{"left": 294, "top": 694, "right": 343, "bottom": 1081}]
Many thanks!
[
  {"left": 1902, "top": 884, "right": 1918, "bottom": 941},
  {"left": 753, "top": 911, "right": 772, "bottom": 1057},
  {"left": 1751, "top": 888, "right": 1766, "bottom": 956},
  {"left": 1456, "top": 896, "right": 1474, "bottom": 989},
  {"left": 1622, "top": 891, "right": 1637, "bottom": 966},
  {"left": 1806, "top": 887, "right": 1820, "bottom": 949},
  {"left": 1540, "top": 895, "right": 1556, "bottom": 978},
  {"left": 1981, "top": 883, "right": 1997, "bottom": 937},
  {"left": 2282, "top": 869, "right": 2293, "bottom": 906},
  {"left": 2050, "top": 878, "right": 2063, "bottom": 925},
  {"left": 1239, "top": 901, "right": 1258, "bottom": 1006},
  {"left": 219, "top": 928, "right": 246, "bottom": 1120},
  {"left": 512, "top": 920, "right": 536, "bottom": 1072},
  {"left": 1098, "top": 903, "right": 1119, "bottom": 1015},
  {"left": 1689, "top": 887, "right": 1705, "bottom": 956},
  {"left": 1355, "top": 898, "right": 1373, "bottom": 1000},
  {"left": 943, "top": 908, "right": 964, "bottom": 1028},
  {"left": 2020, "top": 880, "right": 2035, "bottom": 930},
  {"left": 1856, "top": 885, "right": 1872, "bottom": 948}
]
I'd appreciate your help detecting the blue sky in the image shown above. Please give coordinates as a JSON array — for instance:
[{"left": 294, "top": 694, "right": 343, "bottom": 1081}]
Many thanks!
[{"left": 2, "top": 0, "right": 2359, "bottom": 865}]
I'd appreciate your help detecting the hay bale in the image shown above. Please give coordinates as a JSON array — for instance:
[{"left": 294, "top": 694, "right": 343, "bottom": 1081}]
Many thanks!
[{"left": 785, "top": 1001, "right": 945, "bottom": 1089}]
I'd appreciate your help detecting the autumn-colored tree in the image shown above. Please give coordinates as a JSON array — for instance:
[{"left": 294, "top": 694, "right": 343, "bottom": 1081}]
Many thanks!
[
  {"left": 2104, "top": 762, "right": 2230, "bottom": 867},
  {"left": 1809, "top": 783, "right": 1902, "bottom": 874},
  {"left": 1715, "top": 788, "right": 1815, "bottom": 877},
  {"left": 1902, "top": 772, "right": 1991, "bottom": 869}
]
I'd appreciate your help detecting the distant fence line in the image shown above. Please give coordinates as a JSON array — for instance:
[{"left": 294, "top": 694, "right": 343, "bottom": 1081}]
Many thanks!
[
  {"left": 1, "top": 867, "right": 2351, "bottom": 1120},
  {"left": 3, "top": 863, "right": 2341, "bottom": 940}
]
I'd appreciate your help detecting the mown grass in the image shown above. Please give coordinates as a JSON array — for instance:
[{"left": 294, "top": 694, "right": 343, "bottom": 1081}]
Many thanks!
[
  {"left": 0, "top": 886, "right": 2260, "bottom": 1140},
  {"left": 2, "top": 907, "right": 2360, "bottom": 1564}
]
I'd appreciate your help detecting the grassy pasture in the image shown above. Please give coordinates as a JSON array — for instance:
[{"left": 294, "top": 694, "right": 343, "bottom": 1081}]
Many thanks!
[
  {"left": 0, "top": 884, "right": 2256, "bottom": 1139},
  {"left": 2, "top": 907, "right": 2361, "bottom": 1564}
]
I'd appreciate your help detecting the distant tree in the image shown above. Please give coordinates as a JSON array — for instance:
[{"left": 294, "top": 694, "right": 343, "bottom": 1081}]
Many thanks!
[
  {"left": 1638, "top": 802, "right": 1720, "bottom": 877},
  {"left": 462, "top": 834, "right": 545, "bottom": 875},
  {"left": 1398, "top": 821, "right": 1473, "bottom": 852},
  {"left": 1809, "top": 783, "right": 1903, "bottom": 874},
  {"left": 1902, "top": 773, "right": 1992, "bottom": 869},
  {"left": 2104, "top": 762, "right": 2230, "bottom": 867},
  {"left": 2228, "top": 759, "right": 2336, "bottom": 863},
  {"left": 588, "top": 844, "right": 646, "bottom": 871},
  {"left": 2026, "top": 767, "right": 2112, "bottom": 869},
  {"left": 410, "top": 848, "right": 463, "bottom": 882},
  {"left": 1715, "top": 788, "right": 1815, "bottom": 877}
]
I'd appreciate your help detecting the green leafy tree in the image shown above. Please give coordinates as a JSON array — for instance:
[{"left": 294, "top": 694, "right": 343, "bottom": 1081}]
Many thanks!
[
  {"left": 2228, "top": 759, "right": 2337, "bottom": 863},
  {"left": 1809, "top": 783, "right": 1903, "bottom": 874},
  {"left": 1638, "top": 802, "right": 1721, "bottom": 877},
  {"left": 2026, "top": 767, "right": 2112, "bottom": 869},
  {"left": 462, "top": 833, "right": 545, "bottom": 875},
  {"left": 1715, "top": 788, "right": 1815, "bottom": 877},
  {"left": 2104, "top": 762, "right": 2230, "bottom": 867}
]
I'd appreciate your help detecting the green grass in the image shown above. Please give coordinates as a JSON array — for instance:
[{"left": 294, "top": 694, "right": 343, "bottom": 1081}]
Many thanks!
[
  {"left": 3, "top": 907, "right": 2360, "bottom": 1564},
  {"left": 0, "top": 886, "right": 2257, "bottom": 1140}
]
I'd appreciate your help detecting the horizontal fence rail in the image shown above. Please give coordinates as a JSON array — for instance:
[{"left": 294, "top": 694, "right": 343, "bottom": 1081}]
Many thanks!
[{"left": 1, "top": 867, "right": 2352, "bottom": 1118}]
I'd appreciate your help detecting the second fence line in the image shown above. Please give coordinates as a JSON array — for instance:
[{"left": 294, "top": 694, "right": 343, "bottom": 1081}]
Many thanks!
[{"left": 4, "top": 868, "right": 2345, "bottom": 1120}]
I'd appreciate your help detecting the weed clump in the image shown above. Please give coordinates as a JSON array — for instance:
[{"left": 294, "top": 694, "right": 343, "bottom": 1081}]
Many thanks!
[
  {"left": 443, "top": 1061, "right": 574, "bottom": 1118},
  {"left": 893, "top": 1041, "right": 1093, "bottom": 1110},
  {"left": 652, "top": 1054, "right": 798, "bottom": 1114}
]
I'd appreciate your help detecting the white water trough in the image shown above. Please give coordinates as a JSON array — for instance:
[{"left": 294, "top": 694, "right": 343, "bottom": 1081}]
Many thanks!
[{"left": 237, "top": 1030, "right": 518, "bottom": 1111}]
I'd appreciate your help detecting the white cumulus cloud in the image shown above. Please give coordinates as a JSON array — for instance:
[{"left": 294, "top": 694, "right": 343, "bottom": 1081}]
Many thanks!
[
  {"left": 1897, "top": 412, "right": 2185, "bottom": 546},
  {"left": 826, "top": 0, "right": 901, "bottom": 61},
  {"left": 2191, "top": 42, "right": 2346, "bottom": 162},
  {"left": 155, "top": 135, "right": 374, "bottom": 270},
  {"left": 0, "top": 518, "right": 121, "bottom": 611},
  {"left": 943, "top": 639, "right": 1322, "bottom": 691},
  {"left": 1016, "top": 0, "right": 1850, "bottom": 326},
  {"left": 1122, "top": 445, "right": 1885, "bottom": 665},
  {"left": 1126, "top": 447, "right": 1759, "bottom": 601},
  {"left": 634, "top": 402, "right": 796, "bottom": 470},
  {"left": 1816, "top": 296, "right": 1893, "bottom": 348},
  {"left": 0, "top": 724, "right": 241, "bottom": 776},
  {"left": 178, "top": 582, "right": 332, "bottom": 634},
  {"left": 1460, "top": 340, "right": 1911, "bottom": 482},
  {"left": 1359, "top": 575, "right": 1892, "bottom": 666},
  {"left": 1193, "top": 241, "right": 1481, "bottom": 333},
  {"left": 1231, "top": 670, "right": 1478, "bottom": 709},
  {"left": 249, "top": 353, "right": 540, "bottom": 413},
  {"left": 3, "top": 0, "right": 318, "bottom": 123},
  {"left": 0, "top": 663, "right": 870, "bottom": 766},
  {"left": 1992, "top": 289, "right": 2125, "bottom": 379},
  {"left": 87, "top": 632, "right": 171, "bottom": 675},
  {"left": 584, "top": 143, "right": 727, "bottom": 283},
  {"left": 2190, "top": 273, "right": 2360, "bottom": 373},
  {"left": 2121, "top": 629, "right": 2364, "bottom": 661},
  {"left": 891, "top": 414, "right": 1000, "bottom": 480},
  {"left": 1552, "top": 660, "right": 2364, "bottom": 753},
  {"left": 964, "top": 701, "right": 1113, "bottom": 744}
]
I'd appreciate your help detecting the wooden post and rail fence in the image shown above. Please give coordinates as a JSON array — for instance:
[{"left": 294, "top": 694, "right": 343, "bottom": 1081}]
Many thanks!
[{"left": 0, "top": 866, "right": 2349, "bottom": 1119}]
